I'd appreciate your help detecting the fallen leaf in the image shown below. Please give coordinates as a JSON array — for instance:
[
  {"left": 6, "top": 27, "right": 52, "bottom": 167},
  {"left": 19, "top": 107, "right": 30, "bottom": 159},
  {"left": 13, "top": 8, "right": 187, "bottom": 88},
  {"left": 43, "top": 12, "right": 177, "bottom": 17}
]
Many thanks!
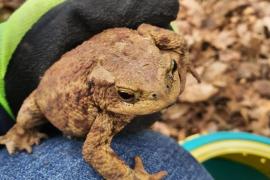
[
  {"left": 179, "top": 82, "right": 219, "bottom": 103},
  {"left": 253, "top": 80, "right": 270, "bottom": 97}
]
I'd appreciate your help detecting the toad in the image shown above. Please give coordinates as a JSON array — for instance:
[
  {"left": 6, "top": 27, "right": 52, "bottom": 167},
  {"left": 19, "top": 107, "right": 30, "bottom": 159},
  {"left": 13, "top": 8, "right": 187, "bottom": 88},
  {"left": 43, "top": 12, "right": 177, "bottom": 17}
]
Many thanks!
[{"left": 0, "top": 24, "right": 200, "bottom": 180}]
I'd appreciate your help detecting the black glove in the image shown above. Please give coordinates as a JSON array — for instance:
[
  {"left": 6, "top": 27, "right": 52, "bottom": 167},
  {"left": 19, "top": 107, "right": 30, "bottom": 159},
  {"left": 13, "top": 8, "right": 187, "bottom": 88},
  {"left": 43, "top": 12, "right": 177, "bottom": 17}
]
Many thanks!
[{"left": 1, "top": 0, "right": 179, "bottom": 134}]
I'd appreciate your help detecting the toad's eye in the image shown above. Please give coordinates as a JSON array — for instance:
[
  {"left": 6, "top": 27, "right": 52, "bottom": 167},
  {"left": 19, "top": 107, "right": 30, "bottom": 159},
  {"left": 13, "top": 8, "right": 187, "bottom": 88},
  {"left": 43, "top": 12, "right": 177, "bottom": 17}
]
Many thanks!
[
  {"left": 171, "top": 59, "right": 178, "bottom": 73},
  {"left": 117, "top": 90, "right": 136, "bottom": 103}
]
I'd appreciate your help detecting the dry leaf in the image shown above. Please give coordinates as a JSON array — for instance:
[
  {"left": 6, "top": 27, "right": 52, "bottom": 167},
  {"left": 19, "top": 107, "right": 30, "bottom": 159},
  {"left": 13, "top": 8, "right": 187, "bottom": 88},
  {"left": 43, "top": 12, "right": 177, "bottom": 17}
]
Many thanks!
[
  {"left": 253, "top": 80, "right": 270, "bottom": 97},
  {"left": 179, "top": 82, "right": 219, "bottom": 103}
]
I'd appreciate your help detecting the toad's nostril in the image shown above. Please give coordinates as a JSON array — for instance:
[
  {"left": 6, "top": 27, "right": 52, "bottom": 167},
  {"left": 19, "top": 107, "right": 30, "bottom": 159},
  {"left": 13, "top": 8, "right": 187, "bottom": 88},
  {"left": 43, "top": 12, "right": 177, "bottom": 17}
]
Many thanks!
[
  {"left": 149, "top": 93, "right": 158, "bottom": 100},
  {"left": 149, "top": 92, "right": 161, "bottom": 100},
  {"left": 151, "top": 93, "right": 157, "bottom": 99}
]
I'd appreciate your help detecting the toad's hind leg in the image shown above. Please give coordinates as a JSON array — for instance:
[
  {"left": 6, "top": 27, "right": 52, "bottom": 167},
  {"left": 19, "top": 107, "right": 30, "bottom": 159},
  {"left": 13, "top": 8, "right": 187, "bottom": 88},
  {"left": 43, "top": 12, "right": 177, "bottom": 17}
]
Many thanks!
[
  {"left": 82, "top": 113, "right": 167, "bottom": 180},
  {"left": 0, "top": 90, "right": 47, "bottom": 154}
]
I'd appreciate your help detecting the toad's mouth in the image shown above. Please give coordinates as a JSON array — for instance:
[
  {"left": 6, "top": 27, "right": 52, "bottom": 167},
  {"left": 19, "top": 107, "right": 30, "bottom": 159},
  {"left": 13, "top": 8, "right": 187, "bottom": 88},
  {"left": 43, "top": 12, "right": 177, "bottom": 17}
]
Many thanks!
[
  {"left": 164, "top": 102, "right": 176, "bottom": 109},
  {"left": 110, "top": 95, "right": 178, "bottom": 116}
]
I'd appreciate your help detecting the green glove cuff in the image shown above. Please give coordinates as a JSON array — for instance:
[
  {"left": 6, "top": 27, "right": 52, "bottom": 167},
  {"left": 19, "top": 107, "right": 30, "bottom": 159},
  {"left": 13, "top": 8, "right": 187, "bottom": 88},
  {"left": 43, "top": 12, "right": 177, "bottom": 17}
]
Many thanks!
[{"left": 0, "top": 0, "right": 64, "bottom": 119}]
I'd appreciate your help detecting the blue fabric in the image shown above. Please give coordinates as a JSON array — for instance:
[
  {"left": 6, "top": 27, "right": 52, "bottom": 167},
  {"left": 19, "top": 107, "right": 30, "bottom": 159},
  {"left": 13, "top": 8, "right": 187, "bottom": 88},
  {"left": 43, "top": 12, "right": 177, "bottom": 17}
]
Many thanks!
[{"left": 0, "top": 131, "right": 213, "bottom": 180}]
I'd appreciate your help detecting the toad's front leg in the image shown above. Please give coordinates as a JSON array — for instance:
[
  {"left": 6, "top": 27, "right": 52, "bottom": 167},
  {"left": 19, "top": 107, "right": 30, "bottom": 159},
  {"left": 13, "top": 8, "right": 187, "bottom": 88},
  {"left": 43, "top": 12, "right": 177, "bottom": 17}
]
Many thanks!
[
  {"left": 0, "top": 90, "right": 47, "bottom": 154},
  {"left": 138, "top": 24, "right": 201, "bottom": 94},
  {"left": 82, "top": 112, "right": 167, "bottom": 180}
]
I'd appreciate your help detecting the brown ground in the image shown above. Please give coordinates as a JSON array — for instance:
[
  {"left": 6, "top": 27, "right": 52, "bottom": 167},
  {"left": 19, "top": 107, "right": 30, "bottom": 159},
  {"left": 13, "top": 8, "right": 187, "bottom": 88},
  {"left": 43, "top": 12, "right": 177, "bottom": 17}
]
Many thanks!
[{"left": 2, "top": 0, "right": 270, "bottom": 140}]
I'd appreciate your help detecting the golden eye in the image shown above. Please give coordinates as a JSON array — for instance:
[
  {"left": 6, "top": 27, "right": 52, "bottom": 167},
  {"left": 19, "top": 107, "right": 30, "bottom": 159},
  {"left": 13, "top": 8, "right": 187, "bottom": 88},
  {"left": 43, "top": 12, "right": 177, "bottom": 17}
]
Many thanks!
[
  {"left": 171, "top": 59, "right": 178, "bottom": 73},
  {"left": 117, "top": 89, "right": 136, "bottom": 103}
]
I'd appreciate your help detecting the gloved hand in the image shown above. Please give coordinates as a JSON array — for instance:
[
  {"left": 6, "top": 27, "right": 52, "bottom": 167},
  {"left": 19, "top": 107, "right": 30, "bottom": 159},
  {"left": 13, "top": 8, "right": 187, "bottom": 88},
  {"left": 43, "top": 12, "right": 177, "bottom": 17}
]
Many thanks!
[
  {"left": 0, "top": 0, "right": 179, "bottom": 134},
  {"left": 0, "top": 3, "right": 214, "bottom": 179}
]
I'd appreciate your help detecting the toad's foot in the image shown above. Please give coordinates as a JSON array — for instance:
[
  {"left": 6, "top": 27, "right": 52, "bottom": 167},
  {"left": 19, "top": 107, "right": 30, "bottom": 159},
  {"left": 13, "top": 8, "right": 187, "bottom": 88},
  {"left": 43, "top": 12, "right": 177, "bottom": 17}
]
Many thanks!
[
  {"left": 0, "top": 126, "right": 47, "bottom": 154},
  {"left": 134, "top": 156, "right": 167, "bottom": 180}
]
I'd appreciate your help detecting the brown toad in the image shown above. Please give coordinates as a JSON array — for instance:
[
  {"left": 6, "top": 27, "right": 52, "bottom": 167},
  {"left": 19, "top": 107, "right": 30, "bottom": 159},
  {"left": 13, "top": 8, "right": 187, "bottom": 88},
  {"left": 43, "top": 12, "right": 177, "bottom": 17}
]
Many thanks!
[{"left": 0, "top": 24, "right": 200, "bottom": 180}]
